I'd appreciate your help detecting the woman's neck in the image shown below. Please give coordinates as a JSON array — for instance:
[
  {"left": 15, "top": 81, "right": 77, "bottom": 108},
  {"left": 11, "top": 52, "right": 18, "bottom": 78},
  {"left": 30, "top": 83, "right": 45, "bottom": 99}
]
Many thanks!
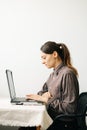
[{"left": 54, "top": 60, "right": 63, "bottom": 69}]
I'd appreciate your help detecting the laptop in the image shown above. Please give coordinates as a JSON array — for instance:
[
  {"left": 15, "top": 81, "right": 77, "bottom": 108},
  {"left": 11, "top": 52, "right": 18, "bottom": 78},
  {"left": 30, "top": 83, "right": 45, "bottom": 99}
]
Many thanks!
[{"left": 6, "top": 69, "right": 42, "bottom": 105}]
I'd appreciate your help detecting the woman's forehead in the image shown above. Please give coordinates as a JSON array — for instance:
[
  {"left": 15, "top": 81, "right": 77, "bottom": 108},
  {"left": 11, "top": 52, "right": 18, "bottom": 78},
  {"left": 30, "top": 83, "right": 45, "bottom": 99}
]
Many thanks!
[{"left": 40, "top": 51, "right": 46, "bottom": 56}]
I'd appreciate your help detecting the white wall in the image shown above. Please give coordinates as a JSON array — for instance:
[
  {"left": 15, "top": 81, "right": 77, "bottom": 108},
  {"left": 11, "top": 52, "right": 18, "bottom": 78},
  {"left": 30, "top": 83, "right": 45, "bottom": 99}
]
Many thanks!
[{"left": 0, "top": 0, "right": 87, "bottom": 98}]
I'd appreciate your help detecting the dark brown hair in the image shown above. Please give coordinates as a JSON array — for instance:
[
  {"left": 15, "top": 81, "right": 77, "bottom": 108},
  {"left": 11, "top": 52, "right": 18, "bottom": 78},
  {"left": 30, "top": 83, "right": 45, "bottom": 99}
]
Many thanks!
[{"left": 40, "top": 41, "right": 78, "bottom": 76}]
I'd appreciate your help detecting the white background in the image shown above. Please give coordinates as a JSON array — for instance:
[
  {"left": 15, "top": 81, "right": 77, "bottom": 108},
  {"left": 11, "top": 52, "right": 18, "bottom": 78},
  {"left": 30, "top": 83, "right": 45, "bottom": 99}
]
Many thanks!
[{"left": 0, "top": 0, "right": 87, "bottom": 98}]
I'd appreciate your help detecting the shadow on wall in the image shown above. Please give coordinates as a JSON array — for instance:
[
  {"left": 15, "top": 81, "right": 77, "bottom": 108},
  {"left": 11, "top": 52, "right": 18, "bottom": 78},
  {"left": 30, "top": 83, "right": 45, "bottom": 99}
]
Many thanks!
[{"left": 0, "top": 126, "right": 19, "bottom": 130}]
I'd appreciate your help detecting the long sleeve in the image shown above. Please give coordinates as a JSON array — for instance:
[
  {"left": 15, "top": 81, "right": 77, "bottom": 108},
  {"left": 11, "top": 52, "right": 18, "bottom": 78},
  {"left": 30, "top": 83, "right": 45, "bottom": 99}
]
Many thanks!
[
  {"left": 46, "top": 72, "right": 79, "bottom": 115},
  {"left": 37, "top": 83, "right": 48, "bottom": 95}
]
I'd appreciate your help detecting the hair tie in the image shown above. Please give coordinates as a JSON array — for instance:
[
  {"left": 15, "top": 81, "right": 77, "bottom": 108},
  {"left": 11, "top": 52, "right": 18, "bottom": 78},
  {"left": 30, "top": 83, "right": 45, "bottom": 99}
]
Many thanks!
[{"left": 59, "top": 45, "right": 62, "bottom": 49}]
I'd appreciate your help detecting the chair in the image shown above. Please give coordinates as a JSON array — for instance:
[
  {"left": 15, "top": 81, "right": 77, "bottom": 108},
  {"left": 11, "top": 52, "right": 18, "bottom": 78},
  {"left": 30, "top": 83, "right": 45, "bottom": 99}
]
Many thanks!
[{"left": 47, "top": 92, "right": 87, "bottom": 130}]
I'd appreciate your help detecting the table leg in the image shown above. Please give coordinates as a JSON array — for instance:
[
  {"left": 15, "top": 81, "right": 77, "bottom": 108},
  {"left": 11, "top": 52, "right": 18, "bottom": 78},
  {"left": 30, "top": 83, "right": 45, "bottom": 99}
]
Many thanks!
[{"left": 36, "top": 126, "right": 41, "bottom": 130}]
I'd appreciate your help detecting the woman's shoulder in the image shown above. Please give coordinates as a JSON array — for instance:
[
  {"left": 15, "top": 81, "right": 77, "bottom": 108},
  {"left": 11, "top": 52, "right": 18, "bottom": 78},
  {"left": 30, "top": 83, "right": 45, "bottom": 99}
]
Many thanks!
[{"left": 60, "top": 65, "right": 75, "bottom": 75}]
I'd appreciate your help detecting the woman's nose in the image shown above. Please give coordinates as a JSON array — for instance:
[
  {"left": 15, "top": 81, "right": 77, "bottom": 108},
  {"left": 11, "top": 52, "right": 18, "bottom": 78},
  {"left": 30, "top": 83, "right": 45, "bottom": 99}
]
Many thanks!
[{"left": 42, "top": 60, "right": 45, "bottom": 64}]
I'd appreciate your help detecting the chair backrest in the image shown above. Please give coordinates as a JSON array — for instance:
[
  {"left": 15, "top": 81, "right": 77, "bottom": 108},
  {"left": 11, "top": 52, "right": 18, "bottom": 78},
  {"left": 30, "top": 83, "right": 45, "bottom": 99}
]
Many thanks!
[
  {"left": 77, "top": 92, "right": 87, "bottom": 114},
  {"left": 77, "top": 92, "right": 87, "bottom": 129}
]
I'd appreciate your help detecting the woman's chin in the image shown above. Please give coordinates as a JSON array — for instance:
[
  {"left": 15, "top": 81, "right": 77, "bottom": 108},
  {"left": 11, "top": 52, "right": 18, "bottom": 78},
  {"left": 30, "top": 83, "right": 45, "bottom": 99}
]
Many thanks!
[{"left": 45, "top": 65, "right": 52, "bottom": 69}]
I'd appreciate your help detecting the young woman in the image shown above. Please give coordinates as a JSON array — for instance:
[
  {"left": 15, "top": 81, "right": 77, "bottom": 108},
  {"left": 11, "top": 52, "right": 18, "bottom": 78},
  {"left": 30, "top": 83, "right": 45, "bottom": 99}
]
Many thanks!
[
  {"left": 19, "top": 41, "right": 79, "bottom": 130},
  {"left": 26, "top": 41, "right": 79, "bottom": 120}
]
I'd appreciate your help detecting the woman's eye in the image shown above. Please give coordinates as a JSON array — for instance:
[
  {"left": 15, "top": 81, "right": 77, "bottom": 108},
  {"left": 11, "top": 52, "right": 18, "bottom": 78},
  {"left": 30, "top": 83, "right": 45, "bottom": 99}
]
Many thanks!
[{"left": 42, "top": 57, "right": 46, "bottom": 59}]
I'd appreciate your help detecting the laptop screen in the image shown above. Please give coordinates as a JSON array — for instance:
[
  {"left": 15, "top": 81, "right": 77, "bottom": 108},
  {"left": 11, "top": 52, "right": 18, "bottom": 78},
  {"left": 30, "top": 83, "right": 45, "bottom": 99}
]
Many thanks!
[{"left": 6, "top": 70, "right": 16, "bottom": 100}]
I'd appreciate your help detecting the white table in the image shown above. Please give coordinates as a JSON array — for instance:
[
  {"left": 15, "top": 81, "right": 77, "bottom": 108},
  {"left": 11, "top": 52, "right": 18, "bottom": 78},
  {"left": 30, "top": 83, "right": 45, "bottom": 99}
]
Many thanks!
[{"left": 0, "top": 98, "right": 53, "bottom": 130}]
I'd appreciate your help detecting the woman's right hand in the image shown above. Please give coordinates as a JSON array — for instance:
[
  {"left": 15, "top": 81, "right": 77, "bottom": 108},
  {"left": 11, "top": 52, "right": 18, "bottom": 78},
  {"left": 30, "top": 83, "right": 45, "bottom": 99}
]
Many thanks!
[{"left": 26, "top": 94, "right": 49, "bottom": 103}]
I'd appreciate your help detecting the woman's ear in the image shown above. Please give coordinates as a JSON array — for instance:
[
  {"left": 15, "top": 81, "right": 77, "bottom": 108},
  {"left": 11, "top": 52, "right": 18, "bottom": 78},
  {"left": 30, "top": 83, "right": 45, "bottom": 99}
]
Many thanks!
[{"left": 53, "top": 51, "right": 58, "bottom": 58}]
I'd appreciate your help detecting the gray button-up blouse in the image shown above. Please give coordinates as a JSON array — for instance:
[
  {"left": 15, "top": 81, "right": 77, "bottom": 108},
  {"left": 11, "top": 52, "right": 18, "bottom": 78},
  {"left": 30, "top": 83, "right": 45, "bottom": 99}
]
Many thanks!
[{"left": 38, "top": 63, "right": 79, "bottom": 118}]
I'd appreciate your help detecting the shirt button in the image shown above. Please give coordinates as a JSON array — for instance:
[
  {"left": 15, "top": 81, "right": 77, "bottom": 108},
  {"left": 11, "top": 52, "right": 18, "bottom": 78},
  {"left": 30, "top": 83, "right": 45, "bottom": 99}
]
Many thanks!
[
  {"left": 65, "top": 124, "right": 67, "bottom": 127},
  {"left": 56, "top": 72, "right": 58, "bottom": 75}
]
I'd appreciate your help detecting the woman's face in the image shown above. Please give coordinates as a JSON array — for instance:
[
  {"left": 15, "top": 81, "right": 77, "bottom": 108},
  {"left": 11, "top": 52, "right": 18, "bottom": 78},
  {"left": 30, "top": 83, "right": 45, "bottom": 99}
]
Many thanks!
[{"left": 40, "top": 51, "right": 58, "bottom": 68}]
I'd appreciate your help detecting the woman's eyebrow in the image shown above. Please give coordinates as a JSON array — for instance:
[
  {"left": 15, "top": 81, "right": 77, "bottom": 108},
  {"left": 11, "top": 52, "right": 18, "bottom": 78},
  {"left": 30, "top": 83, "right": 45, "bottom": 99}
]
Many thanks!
[{"left": 41, "top": 55, "right": 45, "bottom": 58}]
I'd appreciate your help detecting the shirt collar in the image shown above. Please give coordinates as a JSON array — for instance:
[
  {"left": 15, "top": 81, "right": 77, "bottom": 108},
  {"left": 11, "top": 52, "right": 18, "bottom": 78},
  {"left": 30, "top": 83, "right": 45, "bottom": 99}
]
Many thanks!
[{"left": 53, "top": 63, "right": 65, "bottom": 76}]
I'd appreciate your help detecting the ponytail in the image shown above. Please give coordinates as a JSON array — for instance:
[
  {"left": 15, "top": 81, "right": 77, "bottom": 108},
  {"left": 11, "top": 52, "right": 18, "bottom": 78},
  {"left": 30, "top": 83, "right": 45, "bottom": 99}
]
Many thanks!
[{"left": 59, "top": 43, "right": 78, "bottom": 76}]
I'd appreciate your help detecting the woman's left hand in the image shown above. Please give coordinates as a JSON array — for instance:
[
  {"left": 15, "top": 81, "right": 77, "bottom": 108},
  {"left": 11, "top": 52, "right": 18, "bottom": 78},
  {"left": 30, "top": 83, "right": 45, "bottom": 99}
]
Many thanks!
[{"left": 42, "top": 92, "right": 52, "bottom": 99}]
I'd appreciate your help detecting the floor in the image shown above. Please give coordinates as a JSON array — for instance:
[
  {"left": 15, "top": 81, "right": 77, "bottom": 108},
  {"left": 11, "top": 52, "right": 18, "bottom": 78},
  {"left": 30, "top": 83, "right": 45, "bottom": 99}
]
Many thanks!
[{"left": 0, "top": 126, "right": 19, "bottom": 130}]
